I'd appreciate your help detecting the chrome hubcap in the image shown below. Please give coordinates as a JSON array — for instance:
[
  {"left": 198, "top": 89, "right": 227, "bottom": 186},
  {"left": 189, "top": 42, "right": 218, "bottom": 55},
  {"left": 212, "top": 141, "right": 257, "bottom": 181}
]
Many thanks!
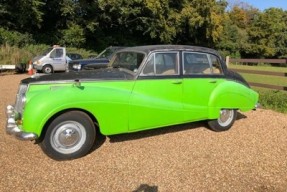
[
  {"left": 51, "top": 121, "right": 86, "bottom": 154},
  {"left": 44, "top": 67, "right": 52, "bottom": 73},
  {"left": 218, "top": 109, "right": 234, "bottom": 127},
  {"left": 59, "top": 128, "right": 79, "bottom": 146}
]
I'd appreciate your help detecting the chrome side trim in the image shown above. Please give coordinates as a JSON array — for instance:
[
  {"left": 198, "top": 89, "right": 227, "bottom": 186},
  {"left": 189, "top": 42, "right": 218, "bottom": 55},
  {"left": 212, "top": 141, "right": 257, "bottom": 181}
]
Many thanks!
[{"left": 6, "top": 105, "right": 38, "bottom": 141}]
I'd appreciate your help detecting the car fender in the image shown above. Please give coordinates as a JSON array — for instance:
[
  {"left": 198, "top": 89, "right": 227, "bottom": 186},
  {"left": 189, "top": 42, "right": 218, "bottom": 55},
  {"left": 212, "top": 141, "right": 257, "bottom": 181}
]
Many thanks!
[
  {"left": 22, "top": 83, "right": 133, "bottom": 137},
  {"left": 42, "top": 63, "right": 53, "bottom": 68},
  {"left": 208, "top": 80, "right": 258, "bottom": 119}
]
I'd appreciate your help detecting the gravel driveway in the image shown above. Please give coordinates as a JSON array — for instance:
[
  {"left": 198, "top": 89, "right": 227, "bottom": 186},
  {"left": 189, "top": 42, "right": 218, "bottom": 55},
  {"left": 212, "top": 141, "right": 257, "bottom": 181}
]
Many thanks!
[{"left": 0, "top": 74, "right": 287, "bottom": 192}]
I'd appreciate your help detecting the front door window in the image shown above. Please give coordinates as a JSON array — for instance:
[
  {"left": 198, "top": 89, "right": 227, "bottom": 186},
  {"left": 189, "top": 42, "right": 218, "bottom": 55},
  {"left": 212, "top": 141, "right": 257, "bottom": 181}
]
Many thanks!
[{"left": 142, "top": 52, "right": 179, "bottom": 76}]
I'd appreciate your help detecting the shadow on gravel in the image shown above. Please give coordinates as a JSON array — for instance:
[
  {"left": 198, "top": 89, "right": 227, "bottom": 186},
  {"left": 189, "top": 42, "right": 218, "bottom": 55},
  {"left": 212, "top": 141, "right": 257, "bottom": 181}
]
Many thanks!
[
  {"left": 133, "top": 184, "right": 158, "bottom": 192},
  {"left": 91, "top": 132, "right": 107, "bottom": 151},
  {"left": 236, "top": 112, "right": 247, "bottom": 121},
  {"left": 108, "top": 121, "right": 206, "bottom": 143},
  {"left": 90, "top": 112, "right": 247, "bottom": 151}
]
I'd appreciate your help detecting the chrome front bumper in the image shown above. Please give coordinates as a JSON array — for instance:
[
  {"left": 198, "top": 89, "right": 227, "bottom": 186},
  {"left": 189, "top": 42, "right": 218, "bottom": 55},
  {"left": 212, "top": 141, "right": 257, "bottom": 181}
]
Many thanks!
[{"left": 6, "top": 105, "right": 38, "bottom": 141}]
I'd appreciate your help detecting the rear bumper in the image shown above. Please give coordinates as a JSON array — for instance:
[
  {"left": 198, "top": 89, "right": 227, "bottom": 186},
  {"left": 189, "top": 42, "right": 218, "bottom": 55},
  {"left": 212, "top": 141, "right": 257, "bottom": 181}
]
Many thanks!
[
  {"left": 254, "top": 103, "right": 261, "bottom": 109},
  {"left": 6, "top": 105, "right": 38, "bottom": 141}
]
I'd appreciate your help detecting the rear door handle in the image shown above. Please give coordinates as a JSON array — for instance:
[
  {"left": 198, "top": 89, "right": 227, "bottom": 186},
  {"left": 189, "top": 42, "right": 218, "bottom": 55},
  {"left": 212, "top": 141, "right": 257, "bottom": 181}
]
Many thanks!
[{"left": 209, "top": 80, "right": 217, "bottom": 83}]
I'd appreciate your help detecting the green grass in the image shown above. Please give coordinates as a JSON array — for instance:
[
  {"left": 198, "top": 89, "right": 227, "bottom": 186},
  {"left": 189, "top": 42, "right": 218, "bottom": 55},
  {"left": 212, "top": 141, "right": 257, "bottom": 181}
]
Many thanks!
[
  {"left": 229, "top": 64, "right": 287, "bottom": 86},
  {"left": 240, "top": 74, "right": 287, "bottom": 86},
  {"left": 255, "top": 88, "right": 287, "bottom": 114}
]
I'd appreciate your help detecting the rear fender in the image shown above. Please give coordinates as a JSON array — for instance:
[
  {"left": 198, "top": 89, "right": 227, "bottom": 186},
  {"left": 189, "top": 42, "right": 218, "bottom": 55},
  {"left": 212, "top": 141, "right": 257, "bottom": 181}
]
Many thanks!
[{"left": 208, "top": 81, "right": 258, "bottom": 119}]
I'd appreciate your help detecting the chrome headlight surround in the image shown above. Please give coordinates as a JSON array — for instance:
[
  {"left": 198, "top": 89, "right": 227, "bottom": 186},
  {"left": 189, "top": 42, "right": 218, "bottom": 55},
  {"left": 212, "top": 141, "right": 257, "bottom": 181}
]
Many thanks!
[{"left": 14, "top": 84, "right": 28, "bottom": 115}]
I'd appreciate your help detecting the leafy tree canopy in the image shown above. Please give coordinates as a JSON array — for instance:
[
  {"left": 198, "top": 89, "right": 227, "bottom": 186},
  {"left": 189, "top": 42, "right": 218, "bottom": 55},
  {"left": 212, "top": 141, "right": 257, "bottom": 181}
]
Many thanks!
[{"left": 0, "top": 0, "right": 286, "bottom": 58}]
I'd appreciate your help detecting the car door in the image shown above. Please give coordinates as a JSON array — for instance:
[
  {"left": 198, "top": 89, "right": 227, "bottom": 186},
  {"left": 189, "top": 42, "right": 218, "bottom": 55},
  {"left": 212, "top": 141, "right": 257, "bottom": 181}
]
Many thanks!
[
  {"left": 181, "top": 51, "right": 225, "bottom": 121},
  {"left": 129, "top": 51, "right": 184, "bottom": 131},
  {"left": 49, "top": 48, "right": 66, "bottom": 71}
]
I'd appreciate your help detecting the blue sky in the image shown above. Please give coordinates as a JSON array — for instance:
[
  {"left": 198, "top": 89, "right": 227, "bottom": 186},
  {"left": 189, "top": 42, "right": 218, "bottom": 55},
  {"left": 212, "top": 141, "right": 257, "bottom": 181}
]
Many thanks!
[{"left": 242, "top": 0, "right": 287, "bottom": 10}]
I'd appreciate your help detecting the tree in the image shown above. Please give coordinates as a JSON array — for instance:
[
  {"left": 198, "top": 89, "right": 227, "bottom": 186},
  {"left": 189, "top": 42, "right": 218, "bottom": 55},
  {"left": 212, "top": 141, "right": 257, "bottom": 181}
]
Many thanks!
[
  {"left": 0, "top": 0, "right": 44, "bottom": 33},
  {"left": 218, "top": 3, "right": 260, "bottom": 58},
  {"left": 248, "top": 8, "right": 287, "bottom": 58},
  {"left": 59, "top": 23, "right": 85, "bottom": 47},
  {"left": 173, "top": 0, "right": 227, "bottom": 47}
]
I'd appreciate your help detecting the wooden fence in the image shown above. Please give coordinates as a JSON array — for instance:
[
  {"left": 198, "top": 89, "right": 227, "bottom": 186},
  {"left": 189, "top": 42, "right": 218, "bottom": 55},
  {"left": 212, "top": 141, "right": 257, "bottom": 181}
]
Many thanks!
[{"left": 226, "top": 57, "right": 287, "bottom": 91}]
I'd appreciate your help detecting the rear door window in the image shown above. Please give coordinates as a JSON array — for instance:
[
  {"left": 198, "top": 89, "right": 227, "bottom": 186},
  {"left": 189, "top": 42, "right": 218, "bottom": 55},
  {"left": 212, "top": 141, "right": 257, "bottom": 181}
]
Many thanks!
[{"left": 183, "top": 52, "right": 223, "bottom": 75}]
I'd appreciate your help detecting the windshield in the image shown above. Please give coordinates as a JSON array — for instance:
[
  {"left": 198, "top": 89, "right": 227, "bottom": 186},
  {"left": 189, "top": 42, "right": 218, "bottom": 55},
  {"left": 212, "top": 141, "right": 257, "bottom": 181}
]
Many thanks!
[
  {"left": 97, "top": 48, "right": 113, "bottom": 59},
  {"left": 110, "top": 51, "right": 145, "bottom": 72},
  {"left": 41, "top": 48, "right": 53, "bottom": 56}
]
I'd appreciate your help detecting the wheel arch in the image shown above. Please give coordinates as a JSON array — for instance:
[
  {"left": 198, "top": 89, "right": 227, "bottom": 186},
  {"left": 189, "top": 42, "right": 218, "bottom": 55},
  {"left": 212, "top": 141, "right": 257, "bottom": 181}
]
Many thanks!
[{"left": 36, "top": 108, "right": 99, "bottom": 143}]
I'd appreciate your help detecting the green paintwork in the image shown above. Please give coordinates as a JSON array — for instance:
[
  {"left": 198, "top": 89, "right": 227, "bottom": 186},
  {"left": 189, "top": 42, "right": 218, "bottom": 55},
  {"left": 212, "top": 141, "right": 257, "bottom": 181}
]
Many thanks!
[{"left": 21, "top": 77, "right": 258, "bottom": 137}]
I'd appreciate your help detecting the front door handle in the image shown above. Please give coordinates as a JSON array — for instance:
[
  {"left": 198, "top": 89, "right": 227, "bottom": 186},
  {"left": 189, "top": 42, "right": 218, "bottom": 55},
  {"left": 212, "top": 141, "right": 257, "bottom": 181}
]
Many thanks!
[
  {"left": 209, "top": 80, "right": 217, "bottom": 83},
  {"left": 172, "top": 80, "right": 182, "bottom": 84}
]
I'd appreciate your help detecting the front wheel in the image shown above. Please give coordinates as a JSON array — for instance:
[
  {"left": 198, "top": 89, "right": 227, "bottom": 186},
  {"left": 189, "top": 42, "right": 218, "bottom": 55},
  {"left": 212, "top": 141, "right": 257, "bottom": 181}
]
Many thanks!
[
  {"left": 42, "top": 65, "right": 53, "bottom": 74},
  {"left": 208, "top": 109, "right": 237, "bottom": 132},
  {"left": 40, "top": 111, "right": 96, "bottom": 160}
]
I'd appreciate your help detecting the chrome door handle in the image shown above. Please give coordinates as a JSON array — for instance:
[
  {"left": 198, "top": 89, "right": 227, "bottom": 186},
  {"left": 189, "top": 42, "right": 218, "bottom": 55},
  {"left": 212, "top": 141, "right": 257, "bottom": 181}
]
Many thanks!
[{"left": 172, "top": 80, "right": 182, "bottom": 84}]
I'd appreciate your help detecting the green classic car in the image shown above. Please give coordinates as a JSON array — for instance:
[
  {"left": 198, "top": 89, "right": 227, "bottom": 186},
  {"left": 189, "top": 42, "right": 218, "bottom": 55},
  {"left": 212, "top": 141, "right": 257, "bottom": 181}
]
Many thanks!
[{"left": 6, "top": 45, "right": 259, "bottom": 160}]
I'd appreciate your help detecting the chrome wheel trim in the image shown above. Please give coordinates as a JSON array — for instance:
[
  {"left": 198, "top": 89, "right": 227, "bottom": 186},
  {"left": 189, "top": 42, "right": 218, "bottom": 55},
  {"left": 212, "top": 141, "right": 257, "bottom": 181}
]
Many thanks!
[
  {"left": 50, "top": 121, "right": 87, "bottom": 154},
  {"left": 218, "top": 109, "right": 234, "bottom": 127}
]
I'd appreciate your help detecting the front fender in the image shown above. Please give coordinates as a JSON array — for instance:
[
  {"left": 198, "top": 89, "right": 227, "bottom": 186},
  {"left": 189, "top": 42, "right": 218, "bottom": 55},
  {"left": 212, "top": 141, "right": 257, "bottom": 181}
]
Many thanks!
[
  {"left": 22, "top": 82, "right": 133, "bottom": 136},
  {"left": 208, "top": 81, "right": 258, "bottom": 119},
  {"left": 22, "top": 86, "right": 91, "bottom": 136}
]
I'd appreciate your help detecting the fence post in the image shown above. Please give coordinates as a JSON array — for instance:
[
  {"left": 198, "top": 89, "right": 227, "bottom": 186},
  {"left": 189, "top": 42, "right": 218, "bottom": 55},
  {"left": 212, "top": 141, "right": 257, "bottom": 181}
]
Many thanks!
[{"left": 225, "top": 56, "right": 230, "bottom": 67}]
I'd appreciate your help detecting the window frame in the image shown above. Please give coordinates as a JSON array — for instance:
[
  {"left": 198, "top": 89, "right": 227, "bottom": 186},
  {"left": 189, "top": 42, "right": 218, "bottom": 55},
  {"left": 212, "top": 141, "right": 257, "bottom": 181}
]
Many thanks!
[
  {"left": 140, "top": 51, "right": 180, "bottom": 76},
  {"left": 182, "top": 51, "right": 223, "bottom": 76}
]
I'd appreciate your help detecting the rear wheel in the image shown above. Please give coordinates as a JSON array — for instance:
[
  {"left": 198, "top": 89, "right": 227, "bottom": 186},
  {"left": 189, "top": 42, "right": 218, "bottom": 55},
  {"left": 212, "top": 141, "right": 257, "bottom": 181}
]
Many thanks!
[
  {"left": 208, "top": 109, "right": 237, "bottom": 132},
  {"left": 40, "top": 111, "right": 96, "bottom": 160}
]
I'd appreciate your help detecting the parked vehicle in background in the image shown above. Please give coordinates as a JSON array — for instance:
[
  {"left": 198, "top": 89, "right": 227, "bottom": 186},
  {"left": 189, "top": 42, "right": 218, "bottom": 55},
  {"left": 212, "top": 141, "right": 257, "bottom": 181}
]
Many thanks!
[
  {"left": 32, "top": 46, "right": 83, "bottom": 74},
  {"left": 32, "top": 45, "right": 67, "bottom": 74},
  {"left": 66, "top": 53, "right": 83, "bottom": 60},
  {"left": 68, "top": 46, "right": 124, "bottom": 72},
  {"left": 6, "top": 45, "right": 259, "bottom": 160}
]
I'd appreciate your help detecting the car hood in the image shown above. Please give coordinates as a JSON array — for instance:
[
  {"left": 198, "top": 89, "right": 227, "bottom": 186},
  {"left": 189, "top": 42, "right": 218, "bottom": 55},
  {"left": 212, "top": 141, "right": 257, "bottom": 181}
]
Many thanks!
[
  {"left": 32, "top": 55, "right": 43, "bottom": 62},
  {"left": 21, "top": 68, "right": 135, "bottom": 84},
  {"left": 69, "top": 58, "right": 109, "bottom": 64}
]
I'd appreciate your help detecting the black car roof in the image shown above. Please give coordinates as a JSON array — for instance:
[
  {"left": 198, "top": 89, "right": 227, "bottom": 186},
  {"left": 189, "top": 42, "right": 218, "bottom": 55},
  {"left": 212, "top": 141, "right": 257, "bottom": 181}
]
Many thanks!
[{"left": 118, "top": 45, "right": 220, "bottom": 56}]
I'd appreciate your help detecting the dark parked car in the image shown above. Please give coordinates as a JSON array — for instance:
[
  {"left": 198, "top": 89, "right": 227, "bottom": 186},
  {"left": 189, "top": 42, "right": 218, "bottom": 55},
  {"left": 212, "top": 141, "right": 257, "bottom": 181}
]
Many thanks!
[
  {"left": 67, "top": 46, "right": 124, "bottom": 71},
  {"left": 66, "top": 53, "right": 83, "bottom": 60}
]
